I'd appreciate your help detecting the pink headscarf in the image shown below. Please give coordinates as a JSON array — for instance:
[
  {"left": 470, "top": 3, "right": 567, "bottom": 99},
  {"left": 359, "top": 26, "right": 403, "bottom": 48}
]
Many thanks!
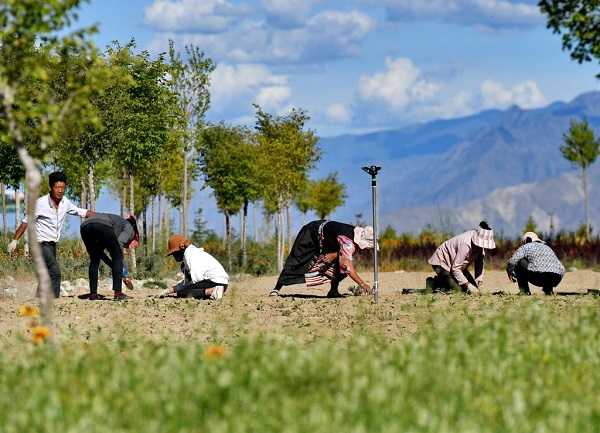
[
  {"left": 124, "top": 214, "right": 139, "bottom": 249},
  {"left": 353, "top": 226, "right": 375, "bottom": 249}
]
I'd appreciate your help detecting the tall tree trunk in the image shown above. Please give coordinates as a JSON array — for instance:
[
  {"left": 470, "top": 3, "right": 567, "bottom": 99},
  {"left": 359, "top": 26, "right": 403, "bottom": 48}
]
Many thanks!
[
  {"left": 129, "top": 171, "right": 137, "bottom": 272},
  {"left": 277, "top": 196, "right": 284, "bottom": 272},
  {"left": 79, "top": 178, "right": 87, "bottom": 249},
  {"left": 2, "top": 183, "right": 6, "bottom": 237},
  {"left": 179, "top": 204, "right": 183, "bottom": 234},
  {"left": 158, "top": 194, "right": 163, "bottom": 237},
  {"left": 583, "top": 167, "right": 590, "bottom": 241},
  {"left": 120, "top": 168, "right": 127, "bottom": 217},
  {"left": 225, "top": 210, "right": 232, "bottom": 272},
  {"left": 164, "top": 197, "right": 170, "bottom": 237},
  {"left": 222, "top": 213, "right": 226, "bottom": 247},
  {"left": 80, "top": 178, "right": 86, "bottom": 212},
  {"left": 253, "top": 202, "right": 258, "bottom": 242},
  {"left": 242, "top": 200, "right": 248, "bottom": 269},
  {"left": 15, "top": 182, "right": 21, "bottom": 231},
  {"left": 88, "top": 161, "right": 96, "bottom": 211},
  {"left": 286, "top": 199, "right": 292, "bottom": 251},
  {"left": 151, "top": 195, "right": 156, "bottom": 252},
  {"left": 182, "top": 145, "right": 188, "bottom": 238},
  {"left": 6, "top": 101, "right": 53, "bottom": 331}
]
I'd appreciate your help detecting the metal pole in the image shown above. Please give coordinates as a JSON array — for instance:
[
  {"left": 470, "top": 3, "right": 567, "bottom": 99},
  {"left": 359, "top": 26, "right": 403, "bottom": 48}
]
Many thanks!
[{"left": 362, "top": 166, "right": 381, "bottom": 303}]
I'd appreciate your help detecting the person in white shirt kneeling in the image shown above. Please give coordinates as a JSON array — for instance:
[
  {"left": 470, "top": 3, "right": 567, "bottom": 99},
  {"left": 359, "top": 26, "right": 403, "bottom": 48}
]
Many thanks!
[{"left": 159, "top": 235, "right": 229, "bottom": 300}]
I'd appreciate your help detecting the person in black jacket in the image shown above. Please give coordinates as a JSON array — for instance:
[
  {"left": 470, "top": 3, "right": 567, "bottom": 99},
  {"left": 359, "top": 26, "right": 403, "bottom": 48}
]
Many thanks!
[
  {"left": 269, "top": 220, "right": 375, "bottom": 298},
  {"left": 80, "top": 213, "right": 139, "bottom": 301}
]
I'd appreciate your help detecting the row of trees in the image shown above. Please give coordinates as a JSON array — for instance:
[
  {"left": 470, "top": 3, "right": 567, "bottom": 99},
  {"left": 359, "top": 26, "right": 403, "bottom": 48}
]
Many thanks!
[
  {"left": 0, "top": 1, "right": 346, "bottom": 326},
  {"left": 0, "top": 2, "right": 348, "bottom": 259}
]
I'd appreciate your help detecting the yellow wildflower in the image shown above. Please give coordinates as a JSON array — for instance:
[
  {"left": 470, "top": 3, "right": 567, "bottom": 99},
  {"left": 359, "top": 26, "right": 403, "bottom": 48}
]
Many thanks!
[
  {"left": 205, "top": 345, "right": 226, "bottom": 358},
  {"left": 31, "top": 326, "right": 51, "bottom": 344},
  {"left": 18, "top": 305, "right": 39, "bottom": 318}
]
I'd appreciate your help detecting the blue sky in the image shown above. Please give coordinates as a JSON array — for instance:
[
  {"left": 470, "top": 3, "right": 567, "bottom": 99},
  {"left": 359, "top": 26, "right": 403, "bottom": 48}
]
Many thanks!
[{"left": 72, "top": 0, "right": 600, "bottom": 138}]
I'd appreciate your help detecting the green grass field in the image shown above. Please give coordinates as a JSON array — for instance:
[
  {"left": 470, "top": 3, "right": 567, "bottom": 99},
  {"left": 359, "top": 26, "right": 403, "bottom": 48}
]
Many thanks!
[{"left": 1, "top": 294, "right": 599, "bottom": 432}]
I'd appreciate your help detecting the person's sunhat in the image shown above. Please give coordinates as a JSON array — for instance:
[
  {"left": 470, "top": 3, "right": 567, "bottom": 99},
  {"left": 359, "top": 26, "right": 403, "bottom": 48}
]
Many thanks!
[
  {"left": 354, "top": 226, "right": 375, "bottom": 249},
  {"left": 165, "top": 235, "right": 190, "bottom": 256},
  {"left": 522, "top": 231, "right": 546, "bottom": 244},
  {"left": 472, "top": 221, "right": 496, "bottom": 249}
]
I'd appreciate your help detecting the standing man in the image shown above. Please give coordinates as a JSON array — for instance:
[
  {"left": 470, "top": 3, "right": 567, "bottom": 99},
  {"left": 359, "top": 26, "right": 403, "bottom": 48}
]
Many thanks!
[
  {"left": 158, "top": 235, "right": 228, "bottom": 300},
  {"left": 80, "top": 213, "right": 139, "bottom": 301},
  {"left": 506, "top": 231, "right": 565, "bottom": 295},
  {"left": 6, "top": 171, "right": 94, "bottom": 298}
]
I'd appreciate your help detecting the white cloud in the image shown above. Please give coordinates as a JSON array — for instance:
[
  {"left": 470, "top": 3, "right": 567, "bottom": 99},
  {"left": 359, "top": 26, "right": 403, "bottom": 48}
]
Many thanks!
[
  {"left": 147, "top": 7, "right": 375, "bottom": 65},
  {"left": 209, "top": 62, "right": 292, "bottom": 115},
  {"left": 144, "top": 0, "right": 250, "bottom": 33},
  {"left": 384, "top": 0, "right": 543, "bottom": 29},
  {"left": 324, "top": 102, "right": 353, "bottom": 124},
  {"left": 413, "top": 91, "right": 476, "bottom": 120},
  {"left": 480, "top": 79, "right": 545, "bottom": 109},
  {"left": 358, "top": 57, "right": 440, "bottom": 109},
  {"left": 256, "top": 85, "right": 292, "bottom": 112},
  {"left": 261, "top": 9, "right": 375, "bottom": 64}
]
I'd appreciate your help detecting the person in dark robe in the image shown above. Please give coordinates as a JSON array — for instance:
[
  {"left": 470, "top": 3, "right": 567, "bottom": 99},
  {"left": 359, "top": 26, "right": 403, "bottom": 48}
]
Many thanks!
[{"left": 269, "top": 220, "right": 375, "bottom": 298}]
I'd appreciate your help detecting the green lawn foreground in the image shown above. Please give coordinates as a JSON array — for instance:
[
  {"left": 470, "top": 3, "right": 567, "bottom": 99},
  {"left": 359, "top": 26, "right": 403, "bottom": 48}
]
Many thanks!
[{"left": 1, "top": 294, "right": 600, "bottom": 432}]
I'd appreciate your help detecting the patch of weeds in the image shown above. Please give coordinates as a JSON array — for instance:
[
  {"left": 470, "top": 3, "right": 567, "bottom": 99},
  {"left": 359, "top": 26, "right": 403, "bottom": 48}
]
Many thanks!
[
  {"left": 143, "top": 281, "right": 167, "bottom": 290},
  {"left": 348, "top": 285, "right": 363, "bottom": 296}
]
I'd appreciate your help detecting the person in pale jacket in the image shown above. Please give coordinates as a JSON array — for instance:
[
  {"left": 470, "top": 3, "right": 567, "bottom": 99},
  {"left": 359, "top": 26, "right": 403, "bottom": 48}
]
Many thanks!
[
  {"left": 158, "top": 235, "right": 229, "bottom": 300},
  {"left": 506, "top": 231, "right": 565, "bottom": 295},
  {"left": 426, "top": 221, "right": 496, "bottom": 295}
]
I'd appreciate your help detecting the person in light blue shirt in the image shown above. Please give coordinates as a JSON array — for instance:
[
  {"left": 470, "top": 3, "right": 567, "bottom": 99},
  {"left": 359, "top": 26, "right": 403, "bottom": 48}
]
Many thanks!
[{"left": 506, "top": 231, "right": 565, "bottom": 296}]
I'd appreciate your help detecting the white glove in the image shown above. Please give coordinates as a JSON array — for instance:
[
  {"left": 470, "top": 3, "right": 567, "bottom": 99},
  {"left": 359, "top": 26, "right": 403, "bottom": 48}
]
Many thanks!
[
  {"left": 155, "top": 288, "right": 171, "bottom": 298},
  {"left": 7, "top": 239, "right": 18, "bottom": 254},
  {"left": 467, "top": 285, "right": 480, "bottom": 295}
]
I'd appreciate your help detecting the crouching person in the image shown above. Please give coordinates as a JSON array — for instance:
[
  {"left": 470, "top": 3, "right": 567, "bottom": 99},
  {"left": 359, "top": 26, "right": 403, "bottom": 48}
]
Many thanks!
[
  {"left": 158, "top": 235, "right": 229, "bottom": 300},
  {"left": 506, "top": 231, "right": 565, "bottom": 296}
]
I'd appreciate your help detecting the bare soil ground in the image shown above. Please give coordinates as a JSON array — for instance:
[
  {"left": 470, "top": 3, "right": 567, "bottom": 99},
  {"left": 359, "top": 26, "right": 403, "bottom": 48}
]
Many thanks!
[{"left": 1, "top": 269, "right": 599, "bottom": 346}]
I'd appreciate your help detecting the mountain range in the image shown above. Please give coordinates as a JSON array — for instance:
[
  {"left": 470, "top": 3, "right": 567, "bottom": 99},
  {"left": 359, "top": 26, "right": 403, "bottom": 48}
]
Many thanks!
[{"left": 317, "top": 91, "right": 600, "bottom": 238}]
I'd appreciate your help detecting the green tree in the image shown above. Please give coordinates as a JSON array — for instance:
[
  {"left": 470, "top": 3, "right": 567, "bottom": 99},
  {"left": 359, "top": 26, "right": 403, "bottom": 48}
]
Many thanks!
[
  {"left": 560, "top": 117, "right": 600, "bottom": 240},
  {"left": 254, "top": 105, "right": 321, "bottom": 270},
  {"left": 523, "top": 216, "right": 538, "bottom": 234},
  {"left": 52, "top": 48, "right": 129, "bottom": 212},
  {"left": 0, "top": 142, "right": 25, "bottom": 232},
  {"left": 308, "top": 173, "right": 347, "bottom": 220},
  {"left": 0, "top": 0, "right": 108, "bottom": 327},
  {"left": 539, "top": 0, "right": 600, "bottom": 77},
  {"left": 169, "top": 40, "right": 215, "bottom": 238},
  {"left": 293, "top": 187, "right": 312, "bottom": 226},
  {"left": 380, "top": 225, "right": 397, "bottom": 241},
  {"left": 198, "top": 122, "right": 260, "bottom": 270}
]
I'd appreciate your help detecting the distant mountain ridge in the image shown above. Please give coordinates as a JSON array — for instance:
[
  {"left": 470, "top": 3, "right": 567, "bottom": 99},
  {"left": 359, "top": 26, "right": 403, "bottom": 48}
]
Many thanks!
[{"left": 317, "top": 91, "right": 600, "bottom": 237}]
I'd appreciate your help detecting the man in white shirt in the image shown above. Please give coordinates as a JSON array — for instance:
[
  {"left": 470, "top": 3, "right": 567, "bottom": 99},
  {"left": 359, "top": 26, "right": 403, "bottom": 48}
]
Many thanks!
[
  {"left": 158, "top": 234, "right": 229, "bottom": 300},
  {"left": 7, "top": 171, "right": 93, "bottom": 298}
]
